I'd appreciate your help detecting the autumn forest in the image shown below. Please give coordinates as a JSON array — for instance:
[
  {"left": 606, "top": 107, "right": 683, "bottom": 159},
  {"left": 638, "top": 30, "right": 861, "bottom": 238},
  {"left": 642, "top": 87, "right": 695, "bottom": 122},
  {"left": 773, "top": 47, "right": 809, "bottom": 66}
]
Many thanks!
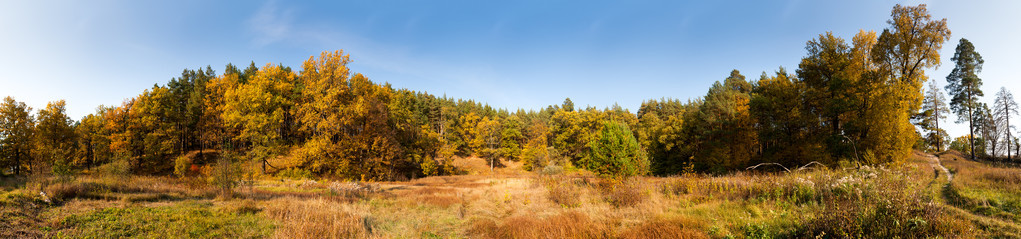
[{"left": 4, "top": 4, "right": 1006, "bottom": 179}]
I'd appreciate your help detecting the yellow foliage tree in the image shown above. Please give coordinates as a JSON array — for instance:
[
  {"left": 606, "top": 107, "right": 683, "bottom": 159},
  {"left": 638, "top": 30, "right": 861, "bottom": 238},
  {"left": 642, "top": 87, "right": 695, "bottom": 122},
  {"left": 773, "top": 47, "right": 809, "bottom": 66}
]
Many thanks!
[
  {"left": 0, "top": 97, "right": 34, "bottom": 174},
  {"left": 35, "top": 100, "right": 77, "bottom": 175},
  {"left": 222, "top": 63, "right": 299, "bottom": 173}
]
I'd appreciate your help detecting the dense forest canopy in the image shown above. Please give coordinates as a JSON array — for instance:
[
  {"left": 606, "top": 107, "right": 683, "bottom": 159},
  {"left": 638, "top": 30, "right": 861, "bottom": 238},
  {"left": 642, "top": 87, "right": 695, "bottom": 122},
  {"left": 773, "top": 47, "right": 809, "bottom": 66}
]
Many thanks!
[{"left": 2, "top": 4, "right": 1019, "bottom": 180}]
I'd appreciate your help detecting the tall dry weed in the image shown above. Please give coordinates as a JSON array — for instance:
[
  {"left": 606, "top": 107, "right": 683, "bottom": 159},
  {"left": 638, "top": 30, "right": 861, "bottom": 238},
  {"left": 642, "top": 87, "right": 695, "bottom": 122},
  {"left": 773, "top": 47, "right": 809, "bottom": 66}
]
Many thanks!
[{"left": 798, "top": 166, "right": 975, "bottom": 238}]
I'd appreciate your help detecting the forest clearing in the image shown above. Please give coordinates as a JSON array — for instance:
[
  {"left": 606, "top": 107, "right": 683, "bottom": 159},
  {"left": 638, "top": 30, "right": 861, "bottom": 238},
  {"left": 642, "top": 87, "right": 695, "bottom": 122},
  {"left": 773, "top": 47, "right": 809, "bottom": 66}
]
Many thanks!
[
  {"left": 5, "top": 2, "right": 1021, "bottom": 238},
  {"left": 2, "top": 150, "right": 1021, "bottom": 238}
]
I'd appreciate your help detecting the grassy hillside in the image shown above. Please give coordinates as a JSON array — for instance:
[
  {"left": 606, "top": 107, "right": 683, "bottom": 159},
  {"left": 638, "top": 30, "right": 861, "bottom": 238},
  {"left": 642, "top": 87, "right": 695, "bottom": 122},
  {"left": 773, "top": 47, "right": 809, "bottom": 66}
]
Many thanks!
[{"left": 2, "top": 150, "right": 1020, "bottom": 238}]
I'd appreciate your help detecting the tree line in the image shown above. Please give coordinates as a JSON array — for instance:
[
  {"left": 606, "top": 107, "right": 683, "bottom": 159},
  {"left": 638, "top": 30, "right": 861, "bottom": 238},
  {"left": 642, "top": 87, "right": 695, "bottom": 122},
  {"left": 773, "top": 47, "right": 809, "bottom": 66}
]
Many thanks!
[
  {"left": 934, "top": 38, "right": 1021, "bottom": 160},
  {"left": 2, "top": 4, "right": 1013, "bottom": 179}
]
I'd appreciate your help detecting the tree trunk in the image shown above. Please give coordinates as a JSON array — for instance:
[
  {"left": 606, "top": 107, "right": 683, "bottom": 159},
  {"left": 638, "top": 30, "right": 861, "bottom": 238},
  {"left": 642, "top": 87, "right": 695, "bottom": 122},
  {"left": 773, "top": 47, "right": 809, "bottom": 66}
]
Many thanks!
[
  {"left": 969, "top": 105, "right": 975, "bottom": 160},
  {"left": 14, "top": 148, "right": 21, "bottom": 175},
  {"left": 1007, "top": 103, "right": 1012, "bottom": 160},
  {"left": 27, "top": 148, "right": 32, "bottom": 174},
  {"left": 968, "top": 87, "right": 976, "bottom": 160},
  {"left": 935, "top": 107, "right": 941, "bottom": 151},
  {"left": 86, "top": 138, "right": 94, "bottom": 170}
]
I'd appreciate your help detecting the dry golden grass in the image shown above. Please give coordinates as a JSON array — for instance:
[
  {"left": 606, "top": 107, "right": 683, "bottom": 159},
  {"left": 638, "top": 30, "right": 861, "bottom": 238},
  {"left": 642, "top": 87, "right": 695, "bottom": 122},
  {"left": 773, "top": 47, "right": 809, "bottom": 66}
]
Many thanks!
[
  {"left": 617, "top": 216, "right": 709, "bottom": 239},
  {"left": 263, "top": 197, "right": 370, "bottom": 239},
  {"left": 407, "top": 174, "right": 491, "bottom": 188},
  {"left": 981, "top": 168, "right": 1021, "bottom": 184},
  {"left": 539, "top": 175, "right": 583, "bottom": 207},
  {"left": 468, "top": 210, "right": 609, "bottom": 239},
  {"left": 7, "top": 151, "right": 1021, "bottom": 238},
  {"left": 217, "top": 199, "right": 261, "bottom": 215},
  {"left": 599, "top": 178, "right": 647, "bottom": 208},
  {"left": 420, "top": 194, "right": 461, "bottom": 208},
  {"left": 39, "top": 175, "right": 216, "bottom": 204}
]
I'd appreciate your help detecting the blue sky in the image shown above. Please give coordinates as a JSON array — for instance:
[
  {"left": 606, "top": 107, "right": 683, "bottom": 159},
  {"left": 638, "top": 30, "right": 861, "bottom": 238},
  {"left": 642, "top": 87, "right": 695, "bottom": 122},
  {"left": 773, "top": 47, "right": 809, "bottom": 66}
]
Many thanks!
[{"left": 2, "top": 0, "right": 1020, "bottom": 138}]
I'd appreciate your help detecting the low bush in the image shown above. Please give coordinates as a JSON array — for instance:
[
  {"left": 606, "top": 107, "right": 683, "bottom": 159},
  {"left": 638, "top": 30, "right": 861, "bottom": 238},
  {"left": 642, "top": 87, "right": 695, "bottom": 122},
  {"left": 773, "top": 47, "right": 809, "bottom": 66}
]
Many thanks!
[
  {"left": 95, "top": 159, "right": 131, "bottom": 180},
  {"left": 174, "top": 155, "right": 192, "bottom": 178},
  {"left": 44, "top": 182, "right": 107, "bottom": 203},
  {"left": 209, "top": 155, "right": 242, "bottom": 199},
  {"left": 541, "top": 164, "right": 563, "bottom": 176}
]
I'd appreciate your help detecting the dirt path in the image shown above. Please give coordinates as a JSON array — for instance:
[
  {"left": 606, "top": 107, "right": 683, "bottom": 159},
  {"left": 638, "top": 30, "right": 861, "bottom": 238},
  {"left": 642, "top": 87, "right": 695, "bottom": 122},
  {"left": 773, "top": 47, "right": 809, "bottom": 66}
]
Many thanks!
[
  {"left": 927, "top": 153, "right": 1021, "bottom": 235},
  {"left": 928, "top": 154, "right": 953, "bottom": 181}
]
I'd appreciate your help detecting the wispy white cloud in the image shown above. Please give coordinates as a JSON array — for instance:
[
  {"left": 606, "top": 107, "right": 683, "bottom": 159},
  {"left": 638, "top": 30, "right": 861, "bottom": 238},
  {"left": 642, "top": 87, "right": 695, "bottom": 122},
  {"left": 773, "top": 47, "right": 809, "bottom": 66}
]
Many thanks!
[
  {"left": 241, "top": 0, "right": 516, "bottom": 105},
  {"left": 781, "top": 0, "right": 802, "bottom": 20},
  {"left": 587, "top": 19, "right": 604, "bottom": 34},
  {"left": 248, "top": 0, "right": 295, "bottom": 47}
]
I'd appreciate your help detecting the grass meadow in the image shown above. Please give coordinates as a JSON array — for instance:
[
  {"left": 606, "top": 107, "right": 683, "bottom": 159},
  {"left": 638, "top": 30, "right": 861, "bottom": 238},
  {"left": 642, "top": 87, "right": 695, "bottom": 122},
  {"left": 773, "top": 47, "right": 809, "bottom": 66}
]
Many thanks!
[{"left": 2, "top": 150, "right": 1020, "bottom": 238}]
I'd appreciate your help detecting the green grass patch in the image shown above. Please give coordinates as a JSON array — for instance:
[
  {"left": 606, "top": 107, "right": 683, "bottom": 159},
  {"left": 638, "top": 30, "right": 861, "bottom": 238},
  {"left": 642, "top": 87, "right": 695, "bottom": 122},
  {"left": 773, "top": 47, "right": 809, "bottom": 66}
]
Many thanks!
[
  {"left": 54, "top": 200, "right": 273, "bottom": 238},
  {"left": 665, "top": 200, "right": 807, "bottom": 238},
  {"left": 947, "top": 182, "right": 1021, "bottom": 222}
]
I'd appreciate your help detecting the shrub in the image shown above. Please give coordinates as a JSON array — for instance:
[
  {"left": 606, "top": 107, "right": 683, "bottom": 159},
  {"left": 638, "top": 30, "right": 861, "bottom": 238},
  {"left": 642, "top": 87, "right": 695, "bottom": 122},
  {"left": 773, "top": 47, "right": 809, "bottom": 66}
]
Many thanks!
[
  {"left": 174, "top": 155, "right": 192, "bottom": 178},
  {"left": 521, "top": 144, "right": 555, "bottom": 171},
  {"left": 420, "top": 156, "right": 440, "bottom": 176},
  {"left": 209, "top": 152, "right": 242, "bottom": 198},
  {"left": 583, "top": 121, "right": 649, "bottom": 179},
  {"left": 541, "top": 164, "right": 563, "bottom": 176},
  {"left": 96, "top": 159, "right": 131, "bottom": 179},
  {"left": 52, "top": 158, "right": 77, "bottom": 182},
  {"left": 43, "top": 181, "right": 108, "bottom": 203}
]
